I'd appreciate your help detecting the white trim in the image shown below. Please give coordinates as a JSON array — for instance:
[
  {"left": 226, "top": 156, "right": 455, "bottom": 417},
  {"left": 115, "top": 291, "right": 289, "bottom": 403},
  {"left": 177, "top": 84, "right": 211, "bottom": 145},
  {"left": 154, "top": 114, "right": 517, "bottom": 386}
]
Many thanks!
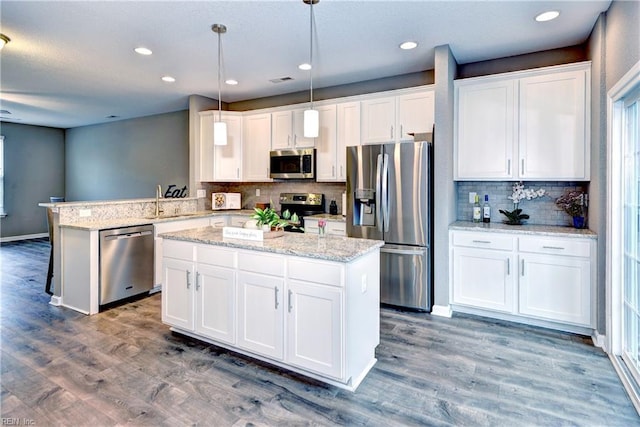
[
  {"left": 431, "top": 304, "right": 452, "bottom": 318},
  {"left": 591, "top": 331, "right": 607, "bottom": 351},
  {"left": 606, "top": 60, "right": 640, "bottom": 355},
  {"left": 49, "top": 295, "right": 62, "bottom": 306},
  {"left": 0, "top": 232, "right": 48, "bottom": 243},
  {"left": 610, "top": 355, "right": 640, "bottom": 415}
]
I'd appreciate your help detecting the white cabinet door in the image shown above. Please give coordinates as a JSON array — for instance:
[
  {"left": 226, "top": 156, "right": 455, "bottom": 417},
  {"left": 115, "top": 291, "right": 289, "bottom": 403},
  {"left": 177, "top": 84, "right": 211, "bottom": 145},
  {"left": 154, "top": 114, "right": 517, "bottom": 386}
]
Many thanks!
[
  {"left": 271, "top": 111, "right": 292, "bottom": 149},
  {"left": 229, "top": 215, "right": 251, "bottom": 228},
  {"left": 518, "top": 69, "right": 588, "bottom": 180},
  {"left": 195, "top": 263, "right": 236, "bottom": 344},
  {"left": 336, "top": 102, "right": 360, "bottom": 181},
  {"left": 397, "top": 91, "right": 435, "bottom": 141},
  {"left": 452, "top": 247, "right": 515, "bottom": 313},
  {"left": 361, "top": 97, "right": 396, "bottom": 144},
  {"left": 315, "top": 104, "right": 338, "bottom": 181},
  {"left": 455, "top": 79, "right": 516, "bottom": 180},
  {"left": 286, "top": 280, "right": 343, "bottom": 379},
  {"left": 519, "top": 253, "right": 591, "bottom": 326},
  {"left": 162, "top": 257, "right": 194, "bottom": 330},
  {"left": 213, "top": 114, "right": 243, "bottom": 181},
  {"left": 198, "top": 111, "right": 215, "bottom": 181},
  {"left": 237, "top": 271, "right": 284, "bottom": 360},
  {"left": 292, "top": 108, "right": 316, "bottom": 148},
  {"left": 243, "top": 113, "right": 272, "bottom": 181},
  {"left": 326, "top": 221, "right": 346, "bottom": 236}
]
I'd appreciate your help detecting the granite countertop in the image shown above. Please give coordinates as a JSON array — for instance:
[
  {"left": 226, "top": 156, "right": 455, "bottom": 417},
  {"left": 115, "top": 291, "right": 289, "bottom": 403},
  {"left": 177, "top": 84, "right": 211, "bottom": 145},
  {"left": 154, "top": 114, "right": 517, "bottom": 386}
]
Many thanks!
[
  {"left": 39, "top": 197, "right": 202, "bottom": 208},
  {"left": 161, "top": 227, "right": 383, "bottom": 262},
  {"left": 306, "top": 213, "right": 346, "bottom": 222},
  {"left": 449, "top": 221, "right": 597, "bottom": 239},
  {"left": 60, "top": 210, "right": 255, "bottom": 231}
]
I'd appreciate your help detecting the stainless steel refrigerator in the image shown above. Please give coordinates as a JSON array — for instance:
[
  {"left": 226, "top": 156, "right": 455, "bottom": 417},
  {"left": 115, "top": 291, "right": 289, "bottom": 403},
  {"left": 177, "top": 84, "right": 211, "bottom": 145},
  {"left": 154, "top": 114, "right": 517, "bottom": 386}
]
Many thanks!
[{"left": 346, "top": 139, "right": 433, "bottom": 311}]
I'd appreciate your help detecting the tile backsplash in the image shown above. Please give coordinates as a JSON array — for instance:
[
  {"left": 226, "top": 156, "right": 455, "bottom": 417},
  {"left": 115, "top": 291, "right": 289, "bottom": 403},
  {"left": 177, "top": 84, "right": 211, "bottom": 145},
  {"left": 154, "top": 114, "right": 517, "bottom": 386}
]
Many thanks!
[
  {"left": 456, "top": 181, "right": 588, "bottom": 227},
  {"left": 201, "top": 181, "right": 347, "bottom": 213}
]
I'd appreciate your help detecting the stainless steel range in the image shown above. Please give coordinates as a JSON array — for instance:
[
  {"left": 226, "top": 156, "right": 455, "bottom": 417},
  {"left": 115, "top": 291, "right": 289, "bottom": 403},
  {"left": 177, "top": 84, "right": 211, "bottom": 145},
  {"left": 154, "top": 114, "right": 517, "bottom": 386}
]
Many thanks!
[{"left": 279, "top": 192, "right": 324, "bottom": 233}]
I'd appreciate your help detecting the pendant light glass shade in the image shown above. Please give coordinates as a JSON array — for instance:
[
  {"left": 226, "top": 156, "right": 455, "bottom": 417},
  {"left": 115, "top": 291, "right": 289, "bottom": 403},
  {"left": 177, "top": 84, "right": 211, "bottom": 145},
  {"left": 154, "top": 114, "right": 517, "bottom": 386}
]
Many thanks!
[
  {"left": 214, "top": 121, "right": 227, "bottom": 146},
  {"left": 303, "top": 0, "right": 319, "bottom": 138},
  {"left": 304, "top": 109, "right": 319, "bottom": 138},
  {"left": 212, "top": 24, "right": 227, "bottom": 146}
]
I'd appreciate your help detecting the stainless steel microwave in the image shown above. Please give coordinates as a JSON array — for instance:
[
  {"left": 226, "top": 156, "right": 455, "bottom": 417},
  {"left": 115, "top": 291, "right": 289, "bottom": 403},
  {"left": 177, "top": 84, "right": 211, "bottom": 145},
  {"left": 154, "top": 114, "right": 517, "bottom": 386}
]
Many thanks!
[{"left": 269, "top": 148, "right": 315, "bottom": 179}]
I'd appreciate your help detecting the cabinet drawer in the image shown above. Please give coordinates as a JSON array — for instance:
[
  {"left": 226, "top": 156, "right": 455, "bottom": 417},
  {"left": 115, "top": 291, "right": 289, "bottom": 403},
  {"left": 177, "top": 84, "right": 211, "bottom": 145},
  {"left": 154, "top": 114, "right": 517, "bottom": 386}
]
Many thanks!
[
  {"left": 163, "top": 240, "right": 194, "bottom": 260},
  {"left": 230, "top": 216, "right": 250, "bottom": 227},
  {"left": 237, "top": 250, "right": 285, "bottom": 276},
  {"left": 327, "top": 223, "right": 346, "bottom": 236},
  {"left": 289, "top": 257, "right": 343, "bottom": 287},
  {"left": 196, "top": 244, "right": 236, "bottom": 268},
  {"left": 519, "top": 237, "right": 591, "bottom": 257},
  {"left": 210, "top": 217, "right": 228, "bottom": 228},
  {"left": 452, "top": 232, "right": 514, "bottom": 251}
]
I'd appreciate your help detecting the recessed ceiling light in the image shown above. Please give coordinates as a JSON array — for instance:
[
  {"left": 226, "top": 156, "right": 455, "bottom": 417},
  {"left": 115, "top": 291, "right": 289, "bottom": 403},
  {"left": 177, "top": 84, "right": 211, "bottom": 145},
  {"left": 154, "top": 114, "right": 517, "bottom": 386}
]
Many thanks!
[
  {"left": 400, "top": 41, "right": 418, "bottom": 50},
  {"left": 535, "top": 10, "right": 560, "bottom": 22},
  {"left": 225, "top": 79, "right": 238, "bottom": 85},
  {"left": 161, "top": 76, "right": 176, "bottom": 83},
  {"left": 298, "top": 63, "right": 312, "bottom": 71},
  {"left": 134, "top": 47, "right": 153, "bottom": 55}
]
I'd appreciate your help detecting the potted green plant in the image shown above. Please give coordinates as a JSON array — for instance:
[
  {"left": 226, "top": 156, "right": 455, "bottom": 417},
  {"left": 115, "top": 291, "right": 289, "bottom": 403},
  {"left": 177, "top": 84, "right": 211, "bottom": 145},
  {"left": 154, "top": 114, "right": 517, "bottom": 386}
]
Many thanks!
[
  {"left": 251, "top": 206, "right": 289, "bottom": 231},
  {"left": 555, "top": 190, "right": 586, "bottom": 228}
]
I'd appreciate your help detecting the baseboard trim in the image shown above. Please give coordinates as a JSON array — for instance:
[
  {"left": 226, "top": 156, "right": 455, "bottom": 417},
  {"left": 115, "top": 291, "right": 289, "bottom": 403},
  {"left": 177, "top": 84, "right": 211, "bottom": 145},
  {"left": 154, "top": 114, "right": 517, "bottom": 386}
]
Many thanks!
[
  {"left": 431, "top": 304, "right": 452, "bottom": 318},
  {"left": 49, "top": 295, "right": 62, "bottom": 306},
  {"left": 609, "top": 354, "right": 640, "bottom": 416},
  {"left": 0, "top": 232, "right": 48, "bottom": 243},
  {"left": 592, "top": 331, "right": 607, "bottom": 350}
]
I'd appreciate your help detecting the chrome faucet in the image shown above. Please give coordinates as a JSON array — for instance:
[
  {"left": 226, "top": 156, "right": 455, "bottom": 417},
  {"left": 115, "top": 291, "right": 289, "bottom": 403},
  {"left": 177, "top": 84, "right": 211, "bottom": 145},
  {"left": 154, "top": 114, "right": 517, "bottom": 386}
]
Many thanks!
[{"left": 155, "top": 185, "right": 164, "bottom": 217}]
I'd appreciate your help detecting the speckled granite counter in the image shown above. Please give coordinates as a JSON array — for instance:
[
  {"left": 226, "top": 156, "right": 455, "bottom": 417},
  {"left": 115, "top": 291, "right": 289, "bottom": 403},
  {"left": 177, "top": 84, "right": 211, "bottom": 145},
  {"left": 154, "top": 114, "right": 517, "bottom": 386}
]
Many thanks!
[
  {"left": 60, "top": 210, "right": 255, "bottom": 231},
  {"left": 449, "top": 221, "right": 597, "bottom": 239},
  {"left": 161, "top": 226, "right": 383, "bottom": 262}
]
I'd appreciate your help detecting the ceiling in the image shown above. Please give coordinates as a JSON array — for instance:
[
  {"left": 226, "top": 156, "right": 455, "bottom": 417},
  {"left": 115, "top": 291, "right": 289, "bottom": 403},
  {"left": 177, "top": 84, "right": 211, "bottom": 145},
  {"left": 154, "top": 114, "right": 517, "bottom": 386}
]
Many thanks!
[{"left": 0, "top": 0, "right": 611, "bottom": 129}]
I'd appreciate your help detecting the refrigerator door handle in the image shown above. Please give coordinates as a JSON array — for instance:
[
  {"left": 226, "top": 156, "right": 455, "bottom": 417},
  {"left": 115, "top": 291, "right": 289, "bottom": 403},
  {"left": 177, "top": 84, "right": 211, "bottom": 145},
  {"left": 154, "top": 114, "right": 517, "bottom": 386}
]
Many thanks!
[
  {"left": 376, "top": 153, "right": 383, "bottom": 232},
  {"left": 381, "top": 246, "right": 426, "bottom": 256},
  {"left": 382, "top": 153, "right": 390, "bottom": 232}
]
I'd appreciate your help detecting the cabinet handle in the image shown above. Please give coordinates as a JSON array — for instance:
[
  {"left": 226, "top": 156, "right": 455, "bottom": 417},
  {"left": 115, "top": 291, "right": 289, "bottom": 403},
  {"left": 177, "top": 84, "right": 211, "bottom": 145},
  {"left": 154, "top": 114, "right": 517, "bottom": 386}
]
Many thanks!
[
  {"left": 236, "top": 168, "right": 239, "bottom": 178},
  {"left": 521, "top": 159, "right": 525, "bottom": 174},
  {"left": 288, "top": 289, "right": 293, "bottom": 312},
  {"left": 274, "top": 286, "right": 279, "bottom": 309},
  {"left": 521, "top": 259, "right": 525, "bottom": 276},
  {"left": 332, "top": 165, "right": 335, "bottom": 177},
  {"left": 195, "top": 272, "right": 200, "bottom": 290},
  {"left": 186, "top": 270, "right": 191, "bottom": 289},
  {"left": 294, "top": 135, "right": 297, "bottom": 146},
  {"left": 340, "top": 165, "right": 343, "bottom": 178},
  {"left": 400, "top": 125, "right": 404, "bottom": 138},
  {"left": 507, "top": 258, "right": 510, "bottom": 275},
  {"left": 390, "top": 126, "right": 394, "bottom": 139},
  {"left": 507, "top": 159, "right": 511, "bottom": 175},
  {"left": 542, "top": 246, "right": 565, "bottom": 250},
  {"left": 287, "top": 135, "right": 291, "bottom": 147},
  {"left": 472, "top": 240, "right": 492, "bottom": 244}
]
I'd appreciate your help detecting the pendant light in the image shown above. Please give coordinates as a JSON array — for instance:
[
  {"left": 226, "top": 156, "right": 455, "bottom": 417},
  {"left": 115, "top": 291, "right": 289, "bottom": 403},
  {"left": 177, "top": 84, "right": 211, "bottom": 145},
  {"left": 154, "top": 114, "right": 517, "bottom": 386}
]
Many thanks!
[
  {"left": 303, "top": 0, "right": 319, "bottom": 138},
  {"left": 212, "top": 24, "right": 227, "bottom": 146}
]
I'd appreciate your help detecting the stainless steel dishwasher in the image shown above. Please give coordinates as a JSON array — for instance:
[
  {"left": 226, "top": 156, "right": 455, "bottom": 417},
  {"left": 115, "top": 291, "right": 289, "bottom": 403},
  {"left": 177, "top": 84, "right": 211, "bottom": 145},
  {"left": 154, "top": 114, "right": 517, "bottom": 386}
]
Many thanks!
[{"left": 99, "top": 224, "right": 154, "bottom": 306}]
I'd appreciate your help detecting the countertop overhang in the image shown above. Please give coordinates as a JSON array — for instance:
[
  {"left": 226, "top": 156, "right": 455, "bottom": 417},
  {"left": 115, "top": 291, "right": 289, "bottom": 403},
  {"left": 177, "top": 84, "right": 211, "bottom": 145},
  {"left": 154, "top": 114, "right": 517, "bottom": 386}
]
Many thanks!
[
  {"left": 161, "top": 226, "right": 383, "bottom": 263},
  {"left": 449, "top": 221, "right": 597, "bottom": 239}
]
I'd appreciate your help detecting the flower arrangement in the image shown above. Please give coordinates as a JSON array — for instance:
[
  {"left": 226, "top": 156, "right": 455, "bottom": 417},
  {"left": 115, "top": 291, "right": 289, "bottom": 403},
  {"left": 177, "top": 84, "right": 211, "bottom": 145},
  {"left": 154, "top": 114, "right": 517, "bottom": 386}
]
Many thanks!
[
  {"left": 318, "top": 219, "right": 327, "bottom": 237},
  {"left": 499, "top": 181, "right": 546, "bottom": 225},
  {"left": 555, "top": 190, "right": 586, "bottom": 218}
]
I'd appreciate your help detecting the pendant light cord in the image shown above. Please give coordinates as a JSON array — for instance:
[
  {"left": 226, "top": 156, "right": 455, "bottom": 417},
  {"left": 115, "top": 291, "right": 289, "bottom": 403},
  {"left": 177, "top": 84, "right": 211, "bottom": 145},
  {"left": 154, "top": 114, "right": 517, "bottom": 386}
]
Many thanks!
[
  {"left": 217, "top": 29, "right": 222, "bottom": 122},
  {"left": 309, "top": 1, "right": 314, "bottom": 109}
]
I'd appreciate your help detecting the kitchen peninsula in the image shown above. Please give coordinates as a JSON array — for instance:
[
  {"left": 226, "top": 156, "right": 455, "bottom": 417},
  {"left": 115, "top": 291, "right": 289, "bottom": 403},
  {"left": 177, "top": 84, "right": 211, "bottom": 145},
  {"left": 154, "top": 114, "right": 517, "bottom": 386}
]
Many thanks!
[{"left": 160, "top": 227, "right": 383, "bottom": 391}]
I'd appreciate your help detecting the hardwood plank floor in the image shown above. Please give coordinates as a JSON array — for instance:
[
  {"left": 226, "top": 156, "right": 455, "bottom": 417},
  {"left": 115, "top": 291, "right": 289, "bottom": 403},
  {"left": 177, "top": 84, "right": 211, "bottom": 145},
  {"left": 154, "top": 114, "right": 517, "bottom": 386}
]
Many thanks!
[{"left": 1, "top": 238, "right": 638, "bottom": 426}]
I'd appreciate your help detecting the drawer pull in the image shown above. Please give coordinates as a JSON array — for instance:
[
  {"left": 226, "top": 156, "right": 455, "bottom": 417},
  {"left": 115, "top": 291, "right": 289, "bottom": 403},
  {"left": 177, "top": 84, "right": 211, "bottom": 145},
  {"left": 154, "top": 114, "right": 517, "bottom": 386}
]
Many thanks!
[
  {"left": 274, "top": 286, "right": 279, "bottom": 309},
  {"left": 472, "top": 240, "right": 492, "bottom": 244},
  {"left": 186, "top": 270, "right": 191, "bottom": 288},
  {"left": 521, "top": 259, "right": 525, "bottom": 276},
  {"left": 195, "top": 272, "right": 201, "bottom": 290},
  {"left": 542, "top": 246, "right": 565, "bottom": 250},
  {"left": 507, "top": 258, "right": 510, "bottom": 275},
  {"left": 288, "top": 289, "right": 293, "bottom": 312}
]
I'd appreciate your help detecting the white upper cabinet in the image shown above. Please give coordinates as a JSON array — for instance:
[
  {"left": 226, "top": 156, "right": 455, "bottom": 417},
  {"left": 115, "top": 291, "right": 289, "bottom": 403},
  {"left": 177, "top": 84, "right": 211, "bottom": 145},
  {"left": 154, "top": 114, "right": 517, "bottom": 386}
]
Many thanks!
[
  {"left": 336, "top": 101, "right": 361, "bottom": 181},
  {"left": 455, "top": 79, "right": 516, "bottom": 179},
  {"left": 361, "top": 90, "right": 435, "bottom": 145},
  {"left": 242, "top": 113, "right": 272, "bottom": 182},
  {"left": 454, "top": 62, "right": 590, "bottom": 181},
  {"left": 199, "top": 111, "right": 243, "bottom": 182},
  {"left": 315, "top": 104, "right": 339, "bottom": 182},
  {"left": 271, "top": 108, "right": 315, "bottom": 149},
  {"left": 518, "top": 70, "right": 588, "bottom": 180}
]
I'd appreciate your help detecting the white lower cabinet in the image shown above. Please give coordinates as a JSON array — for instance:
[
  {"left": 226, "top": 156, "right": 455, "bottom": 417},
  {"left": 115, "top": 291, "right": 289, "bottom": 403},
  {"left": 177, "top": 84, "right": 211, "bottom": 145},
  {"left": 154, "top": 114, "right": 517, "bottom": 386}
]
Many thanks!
[
  {"left": 161, "top": 239, "right": 379, "bottom": 390},
  {"left": 450, "top": 230, "right": 595, "bottom": 332},
  {"left": 303, "top": 218, "right": 347, "bottom": 236},
  {"left": 237, "top": 271, "right": 284, "bottom": 360}
]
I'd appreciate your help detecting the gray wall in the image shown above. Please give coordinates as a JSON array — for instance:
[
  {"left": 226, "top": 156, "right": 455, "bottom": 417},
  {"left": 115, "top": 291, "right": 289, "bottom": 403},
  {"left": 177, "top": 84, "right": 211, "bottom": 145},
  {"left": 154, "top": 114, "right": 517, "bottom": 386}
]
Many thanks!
[
  {"left": 604, "top": 0, "right": 640, "bottom": 90},
  {"left": 65, "top": 111, "right": 189, "bottom": 201},
  {"left": 0, "top": 122, "right": 65, "bottom": 238}
]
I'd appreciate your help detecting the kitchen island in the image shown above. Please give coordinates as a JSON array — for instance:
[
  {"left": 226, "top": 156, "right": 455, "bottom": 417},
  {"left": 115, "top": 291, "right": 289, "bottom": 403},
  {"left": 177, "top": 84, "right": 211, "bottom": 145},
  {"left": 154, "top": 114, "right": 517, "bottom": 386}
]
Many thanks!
[{"left": 160, "top": 227, "right": 383, "bottom": 391}]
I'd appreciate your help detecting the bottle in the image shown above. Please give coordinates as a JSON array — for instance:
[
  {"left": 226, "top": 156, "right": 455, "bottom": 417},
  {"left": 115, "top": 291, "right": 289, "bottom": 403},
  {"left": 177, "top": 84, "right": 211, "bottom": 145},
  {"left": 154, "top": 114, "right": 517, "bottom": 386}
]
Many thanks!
[
  {"left": 483, "top": 194, "right": 491, "bottom": 223},
  {"left": 329, "top": 200, "right": 338, "bottom": 215},
  {"left": 472, "top": 194, "right": 481, "bottom": 223}
]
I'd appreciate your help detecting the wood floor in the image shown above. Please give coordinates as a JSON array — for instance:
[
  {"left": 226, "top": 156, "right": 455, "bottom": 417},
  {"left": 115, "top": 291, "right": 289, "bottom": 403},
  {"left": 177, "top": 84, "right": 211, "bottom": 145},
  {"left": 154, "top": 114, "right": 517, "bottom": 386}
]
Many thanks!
[{"left": 1, "top": 238, "right": 638, "bottom": 426}]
